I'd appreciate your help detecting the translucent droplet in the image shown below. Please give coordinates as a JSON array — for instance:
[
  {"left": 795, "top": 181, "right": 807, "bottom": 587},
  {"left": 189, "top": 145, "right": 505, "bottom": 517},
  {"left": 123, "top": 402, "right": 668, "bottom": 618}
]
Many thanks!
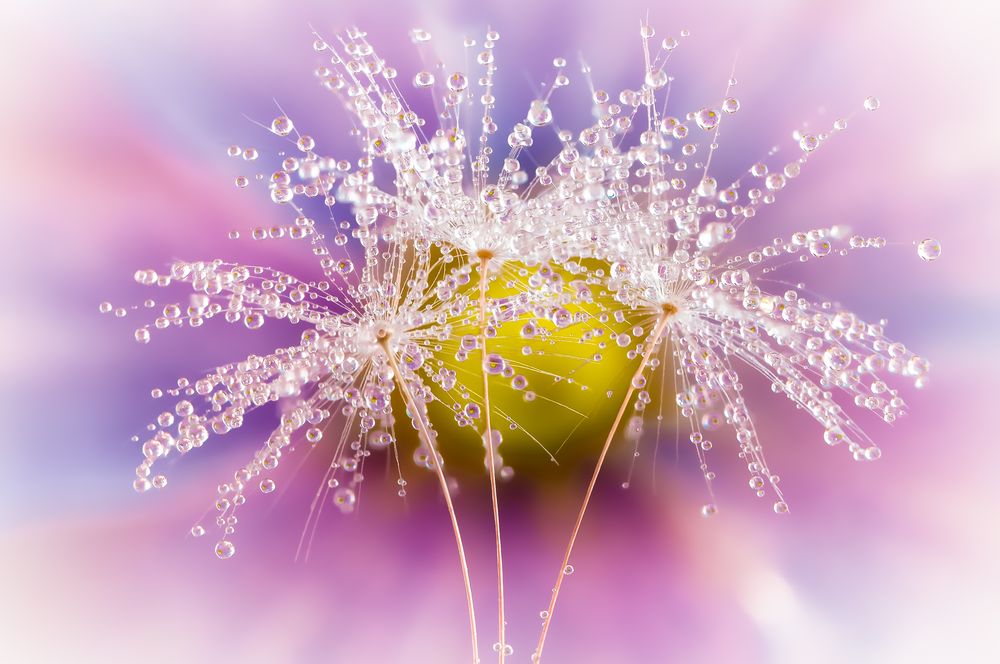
[
  {"left": 645, "top": 68, "right": 668, "bottom": 89},
  {"left": 270, "top": 186, "right": 293, "bottom": 204},
  {"left": 809, "top": 240, "right": 832, "bottom": 257},
  {"left": 700, "top": 503, "right": 717, "bottom": 517},
  {"left": 190, "top": 525, "right": 205, "bottom": 537},
  {"left": 447, "top": 72, "right": 468, "bottom": 92},
  {"left": 244, "top": 312, "right": 264, "bottom": 329},
  {"left": 271, "top": 116, "right": 294, "bottom": 136},
  {"left": 563, "top": 564, "right": 574, "bottom": 575},
  {"left": 695, "top": 108, "right": 720, "bottom": 131},
  {"left": 413, "top": 71, "right": 435, "bottom": 88},
  {"left": 334, "top": 487, "right": 357, "bottom": 513},
  {"left": 410, "top": 28, "right": 432, "bottom": 44},
  {"left": 917, "top": 238, "right": 941, "bottom": 261},
  {"left": 215, "top": 540, "right": 236, "bottom": 559},
  {"left": 798, "top": 134, "right": 819, "bottom": 152},
  {"left": 823, "top": 347, "right": 851, "bottom": 371},
  {"left": 864, "top": 96, "right": 880, "bottom": 111},
  {"left": 527, "top": 100, "right": 553, "bottom": 127},
  {"left": 773, "top": 500, "right": 789, "bottom": 514},
  {"left": 260, "top": 479, "right": 276, "bottom": 493},
  {"left": 765, "top": 173, "right": 786, "bottom": 191}
]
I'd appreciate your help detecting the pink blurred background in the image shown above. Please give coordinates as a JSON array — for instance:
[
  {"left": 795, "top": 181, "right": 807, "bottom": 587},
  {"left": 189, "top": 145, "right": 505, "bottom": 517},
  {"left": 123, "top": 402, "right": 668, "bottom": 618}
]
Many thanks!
[{"left": 3, "top": 0, "right": 998, "bottom": 661}]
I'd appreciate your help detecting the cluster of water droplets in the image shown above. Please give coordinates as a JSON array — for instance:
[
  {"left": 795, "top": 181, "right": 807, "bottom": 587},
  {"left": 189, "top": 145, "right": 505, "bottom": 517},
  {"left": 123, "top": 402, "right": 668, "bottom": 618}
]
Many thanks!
[{"left": 103, "top": 22, "right": 938, "bottom": 565}]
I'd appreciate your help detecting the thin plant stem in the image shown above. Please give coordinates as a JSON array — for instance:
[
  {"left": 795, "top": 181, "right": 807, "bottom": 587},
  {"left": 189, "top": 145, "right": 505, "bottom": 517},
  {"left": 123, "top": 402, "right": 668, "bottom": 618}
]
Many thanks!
[
  {"left": 380, "top": 334, "right": 480, "bottom": 664},
  {"left": 477, "top": 252, "right": 506, "bottom": 663},
  {"left": 533, "top": 311, "right": 672, "bottom": 662}
]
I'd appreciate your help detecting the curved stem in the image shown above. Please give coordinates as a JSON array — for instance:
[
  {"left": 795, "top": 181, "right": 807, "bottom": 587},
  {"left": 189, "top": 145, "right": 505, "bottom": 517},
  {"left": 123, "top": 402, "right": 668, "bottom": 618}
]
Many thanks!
[
  {"left": 382, "top": 339, "right": 480, "bottom": 664},
  {"left": 533, "top": 312, "right": 671, "bottom": 662},
  {"left": 477, "top": 254, "right": 506, "bottom": 663}
]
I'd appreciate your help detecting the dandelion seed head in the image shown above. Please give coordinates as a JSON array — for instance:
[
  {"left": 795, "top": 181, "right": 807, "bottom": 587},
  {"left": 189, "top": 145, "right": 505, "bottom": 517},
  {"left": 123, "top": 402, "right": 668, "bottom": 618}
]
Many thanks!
[{"left": 108, "top": 21, "right": 936, "bottom": 569}]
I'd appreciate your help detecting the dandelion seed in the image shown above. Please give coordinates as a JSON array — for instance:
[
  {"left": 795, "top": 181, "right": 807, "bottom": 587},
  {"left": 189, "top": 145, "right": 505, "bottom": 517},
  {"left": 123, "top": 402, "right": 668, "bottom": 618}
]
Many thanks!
[{"left": 108, "top": 21, "right": 934, "bottom": 664}]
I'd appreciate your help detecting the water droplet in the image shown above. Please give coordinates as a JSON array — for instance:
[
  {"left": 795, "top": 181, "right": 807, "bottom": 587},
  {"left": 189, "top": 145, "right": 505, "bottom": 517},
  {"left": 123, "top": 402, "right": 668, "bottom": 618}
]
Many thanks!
[
  {"left": 334, "top": 487, "right": 357, "bottom": 513},
  {"left": 773, "top": 500, "right": 789, "bottom": 514},
  {"left": 798, "top": 134, "right": 819, "bottom": 152},
  {"left": 244, "top": 313, "right": 264, "bottom": 329},
  {"left": 917, "top": 238, "right": 941, "bottom": 261},
  {"left": 260, "top": 479, "right": 276, "bottom": 493},
  {"left": 447, "top": 72, "right": 468, "bottom": 92},
  {"left": 645, "top": 68, "right": 668, "bottom": 89},
  {"left": 864, "top": 96, "right": 880, "bottom": 111},
  {"left": 410, "top": 28, "right": 432, "bottom": 43},
  {"left": 271, "top": 116, "right": 294, "bottom": 136},
  {"left": 527, "top": 100, "right": 553, "bottom": 127},
  {"left": 695, "top": 108, "right": 720, "bottom": 131},
  {"left": 765, "top": 173, "right": 786, "bottom": 191},
  {"left": 700, "top": 503, "right": 717, "bottom": 517},
  {"left": 215, "top": 540, "right": 236, "bottom": 559},
  {"left": 563, "top": 564, "right": 574, "bottom": 575},
  {"left": 823, "top": 347, "right": 851, "bottom": 371},
  {"left": 809, "top": 240, "right": 832, "bottom": 257}
]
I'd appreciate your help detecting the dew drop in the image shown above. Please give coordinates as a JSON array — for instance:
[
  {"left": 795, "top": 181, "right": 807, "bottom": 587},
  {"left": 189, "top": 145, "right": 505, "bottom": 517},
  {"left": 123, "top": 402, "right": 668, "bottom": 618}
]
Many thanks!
[
  {"left": 413, "top": 71, "right": 435, "bottom": 88},
  {"left": 809, "top": 240, "right": 832, "bottom": 257},
  {"left": 695, "top": 108, "right": 720, "bottom": 131},
  {"left": 447, "top": 72, "right": 468, "bottom": 92},
  {"left": 215, "top": 540, "right": 236, "bottom": 559},
  {"left": 271, "top": 116, "right": 294, "bottom": 136},
  {"left": 527, "top": 100, "right": 553, "bottom": 127},
  {"left": 917, "top": 238, "right": 941, "bottom": 261},
  {"left": 334, "top": 487, "right": 357, "bottom": 513},
  {"left": 864, "top": 96, "right": 880, "bottom": 111},
  {"left": 798, "top": 134, "right": 819, "bottom": 152},
  {"left": 244, "top": 312, "right": 264, "bottom": 329}
]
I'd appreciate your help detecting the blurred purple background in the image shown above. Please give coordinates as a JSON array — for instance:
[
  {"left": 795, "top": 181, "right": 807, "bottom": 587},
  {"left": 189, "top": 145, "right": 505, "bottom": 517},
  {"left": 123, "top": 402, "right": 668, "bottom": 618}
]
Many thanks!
[{"left": 3, "top": 0, "right": 998, "bottom": 661}]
